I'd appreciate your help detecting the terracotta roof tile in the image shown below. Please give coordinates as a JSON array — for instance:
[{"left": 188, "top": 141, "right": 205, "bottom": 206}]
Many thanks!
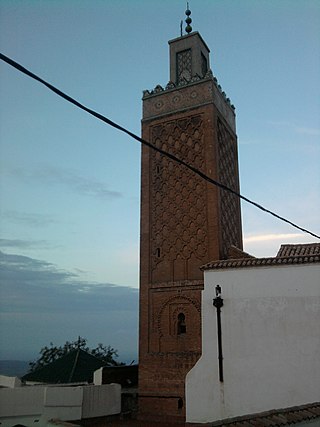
[
  {"left": 106, "top": 403, "right": 320, "bottom": 426},
  {"left": 308, "top": 407, "right": 320, "bottom": 416},
  {"left": 205, "top": 402, "right": 320, "bottom": 427},
  {"left": 202, "top": 243, "right": 320, "bottom": 270},
  {"left": 269, "top": 414, "right": 288, "bottom": 425},
  {"left": 201, "top": 254, "right": 320, "bottom": 270},
  {"left": 277, "top": 243, "right": 320, "bottom": 257},
  {"left": 266, "top": 416, "right": 280, "bottom": 425},
  {"left": 255, "top": 422, "right": 269, "bottom": 427},
  {"left": 299, "top": 409, "right": 315, "bottom": 419},
  {"left": 228, "top": 246, "right": 255, "bottom": 259}
]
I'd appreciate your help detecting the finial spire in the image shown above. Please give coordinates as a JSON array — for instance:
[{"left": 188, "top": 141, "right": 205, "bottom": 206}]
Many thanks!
[{"left": 185, "top": 2, "right": 192, "bottom": 34}]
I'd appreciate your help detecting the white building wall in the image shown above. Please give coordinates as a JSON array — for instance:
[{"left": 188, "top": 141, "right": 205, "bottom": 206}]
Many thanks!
[
  {"left": 93, "top": 367, "right": 103, "bottom": 385},
  {"left": 82, "top": 383, "right": 121, "bottom": 418},
  {"left": 186, "top": 263, "right": 320, "bottom": 424},
  {"left": 43, "top": 386, "right": 83, "bottom": 421},
  {"left": 0, "top": 387, "right": 44, "bottom": 417},
  {"left": 0, "top": 383, "right": 121, "bottom": 427},
  {"left": 0, "top": 375, "right": 21, "bottom": 389}
]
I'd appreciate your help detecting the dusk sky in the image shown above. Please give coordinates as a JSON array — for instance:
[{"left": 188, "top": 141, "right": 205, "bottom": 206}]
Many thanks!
[{"left": 0, "top": 0, "right": 319, "bottom": 363}]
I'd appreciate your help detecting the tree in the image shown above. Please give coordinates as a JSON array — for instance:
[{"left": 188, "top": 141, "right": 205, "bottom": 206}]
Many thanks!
[{"left": 28, "top": 336, "right": 121, "bottom": 372}]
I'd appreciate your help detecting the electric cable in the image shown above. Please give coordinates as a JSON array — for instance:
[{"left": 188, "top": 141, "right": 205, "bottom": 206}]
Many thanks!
[{"left": 1, "top": 52, "right": 319, "bottom": 240}]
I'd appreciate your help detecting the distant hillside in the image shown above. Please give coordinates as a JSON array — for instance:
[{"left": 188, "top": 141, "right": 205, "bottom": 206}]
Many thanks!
[{"left": 0, "top": 360, "right": 30, "bottom": 377}]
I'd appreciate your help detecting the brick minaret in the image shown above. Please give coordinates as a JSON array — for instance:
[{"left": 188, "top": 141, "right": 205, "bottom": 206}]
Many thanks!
[{"left": 139, "top": 28, "right": 242, "bottom": 422}]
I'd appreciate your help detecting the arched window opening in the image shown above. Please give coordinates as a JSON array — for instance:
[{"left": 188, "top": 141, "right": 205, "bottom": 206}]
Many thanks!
[{"left": 177, "top": 312, "right": 186, "bottom": 335}]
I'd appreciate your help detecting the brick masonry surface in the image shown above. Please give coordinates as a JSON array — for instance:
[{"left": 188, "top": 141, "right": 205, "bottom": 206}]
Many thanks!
[
  {"left": 139, "top": 34, "right": 242, "bottom": 423},
  {"left": 139, "top": 100, "right": 241, "bottom": 422}
]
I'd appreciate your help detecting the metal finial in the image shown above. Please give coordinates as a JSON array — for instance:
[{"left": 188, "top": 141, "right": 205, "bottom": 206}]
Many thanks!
[{"left": 185, "top": 2, "right": 192, "bottom": 34}]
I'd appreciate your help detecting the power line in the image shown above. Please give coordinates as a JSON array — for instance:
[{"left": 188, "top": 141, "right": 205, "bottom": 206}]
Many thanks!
[{"left": 1, "top": 52, "right": 319, "bottom": 240}]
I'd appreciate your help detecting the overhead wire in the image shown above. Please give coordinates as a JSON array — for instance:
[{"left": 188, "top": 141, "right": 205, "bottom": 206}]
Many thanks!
[{"left": 1, "top": 52, "right": 319, "bottom": 240}]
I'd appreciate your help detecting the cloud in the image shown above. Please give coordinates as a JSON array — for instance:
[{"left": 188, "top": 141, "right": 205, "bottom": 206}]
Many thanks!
[
  {"left": 294, "top": 127, "right": 320, "bottom": 137},
  {"left": 0, "top": 251, "right": 139, "bottom": 361},
  {"left": 1, "top": 210, "right": 57, "bottom": 227},
  {"left": 8, "top": 165, "right": 122, "bottom": 200},
  {"left": 266, "top": 120, "right": 320, "bottom": 138},
  {"left": 266, "top": 119, "right": 293, "bottom": 128},
  {"left": 115, "top": 243, "right": 139, "bottom": 266},
  {"left": 0, "top": 238, "right": 54, "bottom": 250},
  {"left": 244, "top": 233, "right": 302, "bottom": 244},
  {"left": 0, "top": 251, "right": 138, "bottom": 313},
  {"left": 243, "top": 233, "right": 317, "bottom": 258}
]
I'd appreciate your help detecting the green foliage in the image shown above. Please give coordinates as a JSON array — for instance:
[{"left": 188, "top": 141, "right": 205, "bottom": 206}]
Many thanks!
[{"left": 29, "top": 336, "right": 120, "bottom": 372}]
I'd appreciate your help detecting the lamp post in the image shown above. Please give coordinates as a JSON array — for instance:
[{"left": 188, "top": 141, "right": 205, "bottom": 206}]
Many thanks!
[{"left": 213, "top": 285, "right": 224, "bottom": 382}]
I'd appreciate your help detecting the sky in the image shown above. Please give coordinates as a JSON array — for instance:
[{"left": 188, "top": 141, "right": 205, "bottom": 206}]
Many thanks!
[{"left": 0, "top": 0, "right": 319, "bottom": 363}]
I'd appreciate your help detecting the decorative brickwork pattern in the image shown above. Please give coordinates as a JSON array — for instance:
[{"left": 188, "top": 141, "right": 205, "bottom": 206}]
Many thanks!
[
  {"left": 142, "top": 78, "right": 236, "bottom": 133},
  {"left": 217, "top": 118, "right": 242, "bottom": 259},
  {"left": 149, "top": 291, "right": 201, "bottom": 353},
  {"left": 150, "top": 115, "right": 208, "bottom": 283},
  {"left": 139, "top": 32, "right": 242, "bottom": 423}
]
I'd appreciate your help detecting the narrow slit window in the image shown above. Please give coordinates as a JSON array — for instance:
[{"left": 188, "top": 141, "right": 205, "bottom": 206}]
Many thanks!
[
  {"left": 177, "top": 313, "right": 186, "bottom": 335},
  {"left": 156, "top": 248, "right": 161, "bottom": 258},
  {"left": 201, "top": 52, "right": 208, "bottom": 77}
]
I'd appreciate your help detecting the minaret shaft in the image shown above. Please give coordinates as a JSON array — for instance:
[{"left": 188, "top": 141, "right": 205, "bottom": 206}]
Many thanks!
[{"left": 139, "top": 30, "right": 242, "bottom": 422}]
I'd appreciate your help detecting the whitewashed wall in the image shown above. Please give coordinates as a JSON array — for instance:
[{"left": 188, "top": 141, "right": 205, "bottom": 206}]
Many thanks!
[
  {"left": 0, "top": 383, "right": 121, "bottom": 427},
  {"left": 186, "top": 263, "right": 320, "bottom": 424},
  {"left": 0, "top": 375, "right": 21, "bottom": 389},
  {"left": 82, "top": 384, "right": 121, "bottom": 418}
]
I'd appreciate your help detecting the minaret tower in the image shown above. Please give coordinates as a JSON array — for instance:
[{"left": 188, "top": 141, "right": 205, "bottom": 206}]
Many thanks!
[{"left": 139, "top": 7, "right": 242, "bottom": 422}]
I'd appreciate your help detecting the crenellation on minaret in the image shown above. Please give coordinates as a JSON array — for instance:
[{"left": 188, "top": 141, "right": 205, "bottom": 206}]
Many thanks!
[{"left": 142, "top": 76, "right": 236, "bottom": 132}]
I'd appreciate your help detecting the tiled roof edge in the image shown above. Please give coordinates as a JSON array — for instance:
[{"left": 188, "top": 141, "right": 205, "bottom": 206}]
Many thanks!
[
  {"left": 201, "top": 254, "right": 320, "bottom": 271},
  {"left": 277, "top": 243, "right": 320, "bottom": 257},
  {"left": 193, "top": 401, "right": 320, "bottom": 427}
]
